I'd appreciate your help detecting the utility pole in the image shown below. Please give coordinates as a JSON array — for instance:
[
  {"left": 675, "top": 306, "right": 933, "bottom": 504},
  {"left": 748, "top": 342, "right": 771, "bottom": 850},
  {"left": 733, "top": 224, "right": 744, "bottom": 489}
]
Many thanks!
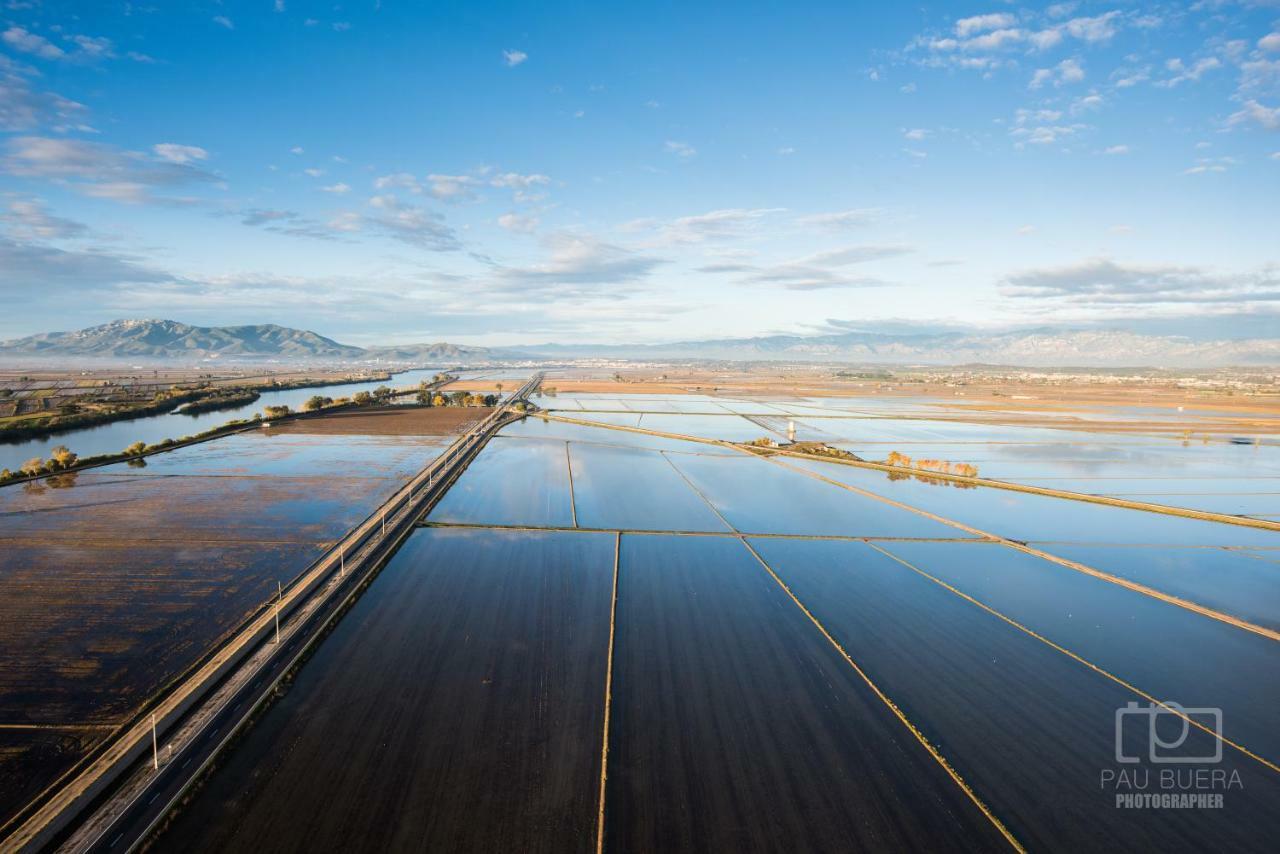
[
  {"left": 339, "top": 547, "right": 345, "bottom": 578},
  {"left": 151, "top": 713, "right": 158, "bottom": 770}
]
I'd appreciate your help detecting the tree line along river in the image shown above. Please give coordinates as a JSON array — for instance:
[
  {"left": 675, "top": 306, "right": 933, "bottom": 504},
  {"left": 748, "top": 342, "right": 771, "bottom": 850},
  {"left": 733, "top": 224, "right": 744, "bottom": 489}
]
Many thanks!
[{"left": 0, "top": 368, "right": 453, "bottom": 473}]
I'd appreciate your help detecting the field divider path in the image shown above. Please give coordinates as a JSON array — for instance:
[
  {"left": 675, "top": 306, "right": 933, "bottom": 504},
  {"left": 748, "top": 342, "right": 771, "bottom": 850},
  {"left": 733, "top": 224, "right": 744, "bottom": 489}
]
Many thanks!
[
  {"left": 658, "top": 451, "right": 739, "bottom": 533},
  {"left": 759, "top": 453, "right": 1280, "bottom": 644},
  {"left": 863, "top": 542, "right": 1280, "bottom": 775},
  {"left": 2, "top": 376, "right": 543, "bottom": 854},
  {"left": 652, "top": 441, "right": 1026, "bottom": 848},
  {"left": 565, "top": 441, "right": 579, "bottom": 529},
  {"left": 421, "top": 520, "right": 981, "bottom": 543},
  {"left": 538, "top": 413, "right": 1280, "bottom": 532},
  {"left": 594, "top": 532, "right": 620, "bottom": 854},
  {"left": 538, "top": 413, "right": 1280, "bottom": 643},
  {"left": 736, "top": 537, "right": 1027, "bottom": 853}
]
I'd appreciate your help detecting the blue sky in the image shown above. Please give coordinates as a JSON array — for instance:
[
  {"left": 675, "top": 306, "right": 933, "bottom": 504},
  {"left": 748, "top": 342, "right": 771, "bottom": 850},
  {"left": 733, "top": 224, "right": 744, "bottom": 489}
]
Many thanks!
[{"left": 0, "top": 1, "right": 1277, "bottom": 346}]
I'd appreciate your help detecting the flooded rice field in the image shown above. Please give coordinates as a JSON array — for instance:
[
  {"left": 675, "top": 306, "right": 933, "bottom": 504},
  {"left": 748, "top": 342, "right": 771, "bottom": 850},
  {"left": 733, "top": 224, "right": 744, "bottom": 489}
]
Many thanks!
[
  {"left": 541, "top": 391, "right": 1280, "bottom": 521},
  {"left": 146, "top": 387, "right": 1278, "bottom": 852},
  {"left": 156, "top": 528, "right": 615, "bottom": 853},
  {"left": 0, "top": 423, "right": 455, "bottom": 828}
]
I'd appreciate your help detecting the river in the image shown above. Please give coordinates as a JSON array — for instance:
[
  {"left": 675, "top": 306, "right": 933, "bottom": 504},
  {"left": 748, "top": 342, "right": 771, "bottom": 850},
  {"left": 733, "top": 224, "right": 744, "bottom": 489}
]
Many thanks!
[{"left": 0, "top": 368, "right": 460, "bottom": 472}]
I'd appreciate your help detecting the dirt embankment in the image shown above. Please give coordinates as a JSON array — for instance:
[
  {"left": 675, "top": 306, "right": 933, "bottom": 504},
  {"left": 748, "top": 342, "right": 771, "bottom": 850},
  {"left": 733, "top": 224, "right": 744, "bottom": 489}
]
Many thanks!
[{"left": 265, "top": 406, "right": 492, "bottom": 436}]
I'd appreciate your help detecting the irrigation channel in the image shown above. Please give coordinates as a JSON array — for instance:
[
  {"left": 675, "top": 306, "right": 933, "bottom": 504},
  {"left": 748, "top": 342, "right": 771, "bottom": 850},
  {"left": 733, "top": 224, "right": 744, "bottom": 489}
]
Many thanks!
[
  {"left": 0, "top": 367, "right": 503, "bottom": 473},
  {"left": 0, "top": 374, "right": 543, "bottom": 854}
]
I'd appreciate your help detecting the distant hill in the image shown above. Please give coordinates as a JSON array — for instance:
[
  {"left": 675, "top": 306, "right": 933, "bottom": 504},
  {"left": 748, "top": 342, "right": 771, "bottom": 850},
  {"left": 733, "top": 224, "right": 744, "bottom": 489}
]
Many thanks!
[
  {"left": 516, "top": 328, "right": 1280, "bottom": 367},
  {"left": 0, "top": 320, "right": 364, "bottom": 359},
  {"left": 362, "top": 342, "right": 507, "bottom": 362},
  {"left": 3, "top": 319, "right": 1277, "bottom": 368},
  {"left": 0, "top": 320, "right": 506, "bottom": 363}
]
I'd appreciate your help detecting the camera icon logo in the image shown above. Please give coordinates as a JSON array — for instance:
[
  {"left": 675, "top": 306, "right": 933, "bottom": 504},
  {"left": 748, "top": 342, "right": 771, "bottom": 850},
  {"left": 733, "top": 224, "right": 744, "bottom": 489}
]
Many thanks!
[{"left": 1115, "top": 701, "right": 1222, "bottom": 764}]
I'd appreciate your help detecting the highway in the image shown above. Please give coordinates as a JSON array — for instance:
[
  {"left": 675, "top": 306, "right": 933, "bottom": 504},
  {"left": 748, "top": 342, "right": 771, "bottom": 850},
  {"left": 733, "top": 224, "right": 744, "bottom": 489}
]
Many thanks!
[{"left": 2, "top": 374, "right": 541, "bottom": 854}]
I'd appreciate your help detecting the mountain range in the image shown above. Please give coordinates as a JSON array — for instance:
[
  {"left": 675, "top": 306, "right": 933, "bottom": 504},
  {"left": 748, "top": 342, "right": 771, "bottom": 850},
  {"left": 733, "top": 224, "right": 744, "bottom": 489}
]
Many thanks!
[
  {"left": 0, "top": 320, "right": 505, "bottom": 363},
  {"left": 1, "top": 319, "right": 1277, "bottom": 367}
]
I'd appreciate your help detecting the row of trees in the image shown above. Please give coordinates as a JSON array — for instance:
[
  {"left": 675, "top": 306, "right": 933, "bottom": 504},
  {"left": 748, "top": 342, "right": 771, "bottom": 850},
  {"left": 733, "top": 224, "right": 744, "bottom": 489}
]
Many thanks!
[
  {"left": 0, "top": 418, "right": 258, "bottom": 485},
  {"left": 884, "top": 450, "right": 979, "bottom": 478},
  {"left": 417, "top": 390, "right": 499, "bottom": 407},
  {"left": 8, "top": 444, "right": 78, "bottom": 479}
]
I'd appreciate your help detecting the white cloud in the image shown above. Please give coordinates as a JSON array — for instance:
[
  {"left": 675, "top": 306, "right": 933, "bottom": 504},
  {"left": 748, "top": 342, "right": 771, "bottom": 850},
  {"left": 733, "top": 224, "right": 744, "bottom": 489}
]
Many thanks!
[
  {"left": 777, "top": 146, "right": 795, "bottom": 155},
  {"left": 796, "top": 209, "right": 881, "bottom": 231},
  {"left": 489, "top": 232, "right": 666, "bottom": 298},
  {"left": 1061, "top": 12, "right": 1120, "bottom": 43},
  {"left": 333, "top": 22, "right": 351, "bottom": 32},
  {"left": 321, "top": 182, "right": 351, "bottom": 194},
  {"left": 1071, "top": 93, "right": 1104, "bottom": 114},
  {"left": 1028, "top": 29, "right": 1064, "bottom": 51},
  {"left": 290, "top": 146, "right": 304, "bottom": 155},
  {"left": 498, "top": 212, "right": 539, "bottom": 233},
  {"left": 490, "top": 171, "right": 550, "bottom": 202},
  {"left": 0, "top": 235, "right": 174, "bottom": 297},
  {"left": 698, "top": 243, "right": 910, "bottom": 291},
  {"left": 1104, "top": 144, "right": 1130, "bottom": 155},
  {"left": 152, "top": 143, "right": 208, "bottom": 164},
  {"left": 1003, "top": 258, "right": 1280, "bottom": 308},
  {"left": 1, "top": 198, "right": 88, "bottom": 239},
  {"left": 426, "top": 173, "right": 481, "bottom": 200},
  {"left": 1158, "top": 57, "right": 1221, "bottom": 88},
  {"left": 954, "top": 13, "right": 1015, "bottom": 38},
  {"left": 0, "top": 66, "right": 88, "bottom": 131},
  {"left": 1228, "top": 100, "right": 1280, "bottom": 131},
  {"left": 2, "top": 26, "right": 65, "bottom": 60},
  {"left": 373, "top": 172, "right": 420, "bottom": 192},
  {"left": 275, "top": 0, "right": 286, "bottom": 11},
  {"left": 1257, "top": 32, "right": 1280, "bottom": 53},
  {"left": 3, "top": 136, "right": 218, "bottom": 204},
  {"left": 1030, "top": 58, "right": 1084, "bottom": 89},
  {"left": 963, "top": 28, "right": 1024, "bottom": 51},
  {"left": 362, "top": 195, "right": 460, "bottom": 249},
  {"left": 70, "top": 35, "right": 115, "bottom": 59},
  {"left": 503, "top": 49, "right": 528, "bottom": 67},
  {"left": 664, "top": 140, "right": 697, "bottom": 158},
  {"left": 489, "top": 172, "right": 550, "bottom": 190},
  {"left": 1182, "top": 157, "right": 1233, "bottom": 175},
  {"left": 1111, "top": 66, "right": 1150, "bottom": 88},
  {"left": 1010, "top": 108, "right": 1085, "bottom": 148},
  {"left": 650, "top": 208, "right": 784, "bottom": 244},
  {"left": 212, "top": 16, "right": 234, "bottom": 30},
  {"left": 903, "top": 128, "right": 928, "bottom": 140},
  {"left": 1058, "top": 58, "right": 1085, "bottom": 83}
]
